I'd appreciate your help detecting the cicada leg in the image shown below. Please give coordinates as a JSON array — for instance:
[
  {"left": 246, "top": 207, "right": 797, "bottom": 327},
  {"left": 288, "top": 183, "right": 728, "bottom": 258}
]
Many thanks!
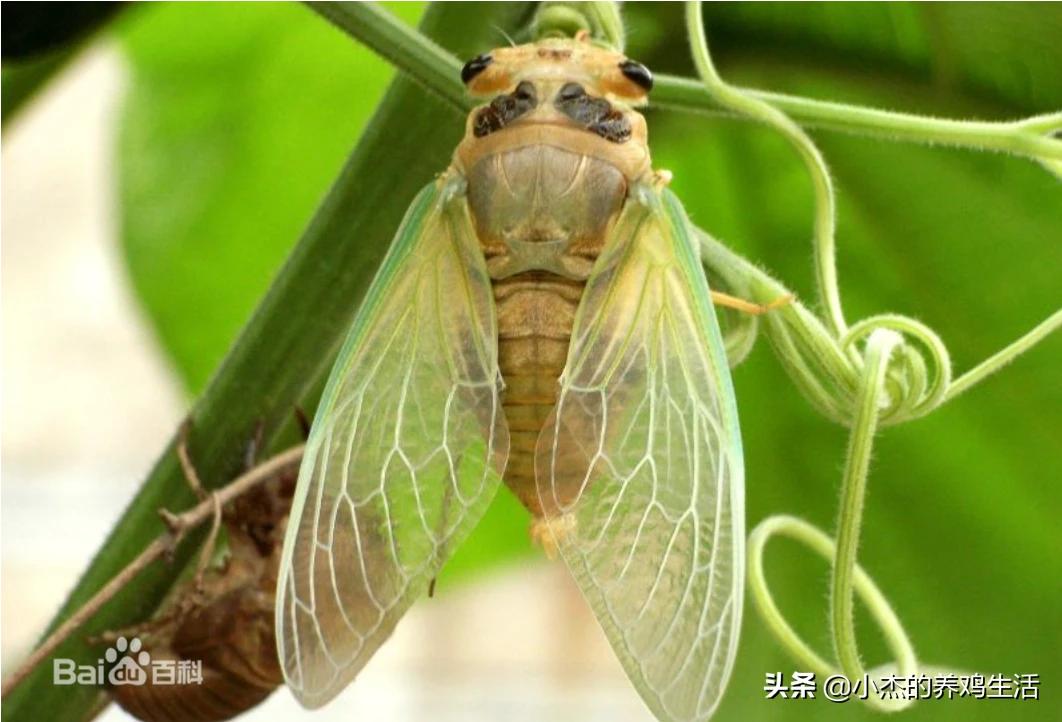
[
  {"left": 173, "top": 419, "right": 225, "bottom": 590},
  {"left": 711, "top": 289, "right": 793, "bottom": 315}
]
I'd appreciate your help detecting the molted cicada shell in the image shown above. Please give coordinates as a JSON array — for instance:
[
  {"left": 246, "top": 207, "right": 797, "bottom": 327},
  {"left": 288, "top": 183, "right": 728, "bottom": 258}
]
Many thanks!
[
  {"left": 278, "top": 36, "right": 744, "bottom": 722},
  {"left": 108, "top": 459, "right": 296, "bottom": 721}
]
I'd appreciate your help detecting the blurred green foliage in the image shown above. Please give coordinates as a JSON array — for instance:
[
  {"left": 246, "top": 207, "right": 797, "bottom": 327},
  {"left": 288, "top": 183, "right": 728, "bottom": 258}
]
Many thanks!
[
  {"left": 110, "top": 2, "right": 1059, "bottom": 721},
  {"left": 117, "top": 1, "right": 425, "bottom": 391}
]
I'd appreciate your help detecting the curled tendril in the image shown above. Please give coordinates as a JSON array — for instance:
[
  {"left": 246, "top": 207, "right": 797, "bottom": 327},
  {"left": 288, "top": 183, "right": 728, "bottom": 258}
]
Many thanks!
[
  {"left": 685, "top": 0, "right": 1060, "bottom": 711},
  {"left": 748, "top": 515, "right": 917, "bottom": 713},
  {"left": 841, "top": 315, "right": 953, "bottom": 424}
]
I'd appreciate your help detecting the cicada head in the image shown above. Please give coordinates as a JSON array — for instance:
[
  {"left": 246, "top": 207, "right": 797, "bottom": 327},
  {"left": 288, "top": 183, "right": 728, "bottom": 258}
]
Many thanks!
[{"left": 459, "top": 38, "right": 652, "bottom": 146}]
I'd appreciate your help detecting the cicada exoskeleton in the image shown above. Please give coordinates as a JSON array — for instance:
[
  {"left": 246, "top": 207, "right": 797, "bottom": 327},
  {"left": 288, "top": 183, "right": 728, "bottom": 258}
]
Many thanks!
[
  {"left": 277, "top": 36, "right": 745, "bottom": 722},
  {"left": 107, "top": 439, "right": 297, "bottom": 722}
]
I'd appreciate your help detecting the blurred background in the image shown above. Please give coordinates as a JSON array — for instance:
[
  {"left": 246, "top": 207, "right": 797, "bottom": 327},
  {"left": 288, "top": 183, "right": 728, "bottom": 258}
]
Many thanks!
[{"left": 2, "top": 3, "right": 1059, "bottom": 722}]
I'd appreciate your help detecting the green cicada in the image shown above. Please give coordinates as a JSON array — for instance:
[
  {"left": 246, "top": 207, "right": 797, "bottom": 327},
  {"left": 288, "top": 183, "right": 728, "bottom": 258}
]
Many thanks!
[{"left": 277, "top": 36, "right": 745, "bottom": 722}]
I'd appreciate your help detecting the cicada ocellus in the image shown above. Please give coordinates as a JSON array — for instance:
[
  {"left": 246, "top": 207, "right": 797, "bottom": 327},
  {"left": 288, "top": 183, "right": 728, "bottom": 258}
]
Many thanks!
[{"left": 277, "top": 36, "right": 744, "bottom": 722}]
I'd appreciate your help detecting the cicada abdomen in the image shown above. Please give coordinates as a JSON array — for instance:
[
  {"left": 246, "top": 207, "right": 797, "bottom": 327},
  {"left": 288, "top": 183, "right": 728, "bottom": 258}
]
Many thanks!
[{"left": 109, "top": 465, "right": 295, "bottom": 722}]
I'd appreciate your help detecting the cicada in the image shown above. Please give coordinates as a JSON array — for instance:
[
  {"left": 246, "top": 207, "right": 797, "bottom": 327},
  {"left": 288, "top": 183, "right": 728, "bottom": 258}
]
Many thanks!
[
  {"left": 277, "top": 36, "right": 744, "bottom": 722},
  {"left": 108, "top": 439, "right": 298, "bottom": 722}
]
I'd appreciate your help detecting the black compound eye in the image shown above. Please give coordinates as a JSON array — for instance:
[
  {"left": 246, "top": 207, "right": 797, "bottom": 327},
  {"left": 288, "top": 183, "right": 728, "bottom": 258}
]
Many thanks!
[
  {"left": 461, "top": 53, "right": 493, "bottom": 84},
  {"left": 619, "top": 59, "right": 653, "bottom": 92},
  {"left": 557, "top": 82, "right": 586, "bottom": 101}
]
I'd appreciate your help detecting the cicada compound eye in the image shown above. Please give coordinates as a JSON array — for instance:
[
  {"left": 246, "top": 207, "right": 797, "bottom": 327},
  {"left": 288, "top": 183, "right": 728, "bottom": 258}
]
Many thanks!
[
  {"left": 461, "top": 53, "right": 493, "bottom": 84},
  {"left": 618, "top": 59, "right": 653, "bottom": 92}
]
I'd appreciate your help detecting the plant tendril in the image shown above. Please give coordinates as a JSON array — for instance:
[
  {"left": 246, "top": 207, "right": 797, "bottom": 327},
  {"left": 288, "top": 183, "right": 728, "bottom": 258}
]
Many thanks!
[
  {"left": 684, "top": 1, "right": 846, "bottom": 338},
  {"left": 686, "top": 0, "right": 1060, "bottom": 710}
]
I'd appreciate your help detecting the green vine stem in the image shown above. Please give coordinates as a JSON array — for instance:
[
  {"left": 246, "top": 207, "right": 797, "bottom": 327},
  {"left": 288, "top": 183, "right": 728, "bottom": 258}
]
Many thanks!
[
  {"left": 831, "top": 329, "right": 907, "bottom": 686},
  {"left": 309, "top": 3, "right": 1062, "bottom": 177},
  {"left": 653, "top": 76, "right": 1062, "bottom": 172},
  {"left": 944, "top": 308, "right": 1062, "bottom": 403},
  {"left": 698, "top": 214, "right": 1059, "bottom": 706},
  {"left": 306, "top": 1, "right": 627, "bottom": 114}
]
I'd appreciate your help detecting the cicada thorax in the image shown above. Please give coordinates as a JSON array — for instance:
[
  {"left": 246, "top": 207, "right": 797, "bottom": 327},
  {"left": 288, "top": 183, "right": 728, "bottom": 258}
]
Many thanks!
[
  {"left": 453, "top": 39, "right": 655, "bottom": 517},
  {"left": 108, "top": 469, "right": 296, "bottom": 722}
]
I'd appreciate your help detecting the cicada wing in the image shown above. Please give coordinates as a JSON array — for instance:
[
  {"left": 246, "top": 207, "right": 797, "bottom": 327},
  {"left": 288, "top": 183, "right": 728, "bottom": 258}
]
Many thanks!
[
  {"left": 276, "top": 178, "right": 508, "bottom": 707},
  {"left": 536, "top": 185, "right": 745, "bottom": 722}
]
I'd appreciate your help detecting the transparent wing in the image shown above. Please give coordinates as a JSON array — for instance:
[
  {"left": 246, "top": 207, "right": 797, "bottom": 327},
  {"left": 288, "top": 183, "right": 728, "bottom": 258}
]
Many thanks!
[
  {"left": 276, "top": 177, "right": 508, "bottom": 707},
  {"left": 536, "top": 184, "right": 744, "bottom": 722}
]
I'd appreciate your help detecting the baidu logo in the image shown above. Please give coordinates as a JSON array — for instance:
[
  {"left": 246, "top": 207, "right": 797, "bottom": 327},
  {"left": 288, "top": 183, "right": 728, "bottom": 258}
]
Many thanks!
[
  {"left": 53, "top": 636, "right": 201, "bottom": 687},
  {"left": 105, "top": 637, "right": 150, "bottom": 686}
]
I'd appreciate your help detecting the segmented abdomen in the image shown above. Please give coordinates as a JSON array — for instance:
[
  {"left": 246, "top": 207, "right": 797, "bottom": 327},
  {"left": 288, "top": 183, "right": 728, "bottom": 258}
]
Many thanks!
[{"left": 494, "top": 272, "right": 584, "bottom": 516}]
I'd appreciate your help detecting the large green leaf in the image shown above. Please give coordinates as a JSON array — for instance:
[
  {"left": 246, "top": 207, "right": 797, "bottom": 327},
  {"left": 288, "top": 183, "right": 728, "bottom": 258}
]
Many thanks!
[{"left": 117, "top": 1, "right": 427, "bottom": 392}]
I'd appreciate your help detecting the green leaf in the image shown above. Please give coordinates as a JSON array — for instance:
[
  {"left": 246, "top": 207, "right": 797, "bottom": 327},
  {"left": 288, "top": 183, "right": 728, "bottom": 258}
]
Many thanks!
[
  {"left": 700, "top": 2, "right": 1062, "bottom": 112},
  {"left": 116, "top": 2, "right": 430, "bottom": 393}
]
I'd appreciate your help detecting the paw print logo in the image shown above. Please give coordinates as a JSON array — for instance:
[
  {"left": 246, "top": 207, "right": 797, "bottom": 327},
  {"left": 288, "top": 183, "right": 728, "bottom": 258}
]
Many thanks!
[{"left": 105, "top": 636, "right": 151, "bottom": 686}]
